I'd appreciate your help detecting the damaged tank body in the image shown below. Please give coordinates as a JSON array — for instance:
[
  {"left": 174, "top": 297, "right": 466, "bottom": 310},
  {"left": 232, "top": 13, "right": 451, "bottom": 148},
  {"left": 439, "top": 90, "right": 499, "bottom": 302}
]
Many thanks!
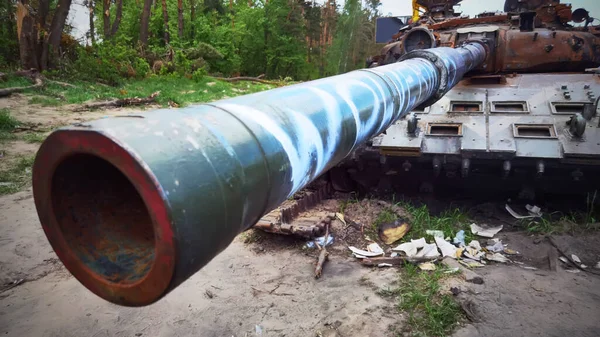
[{"left": 344, "top": 0, "right": 600, "bottom": 195}]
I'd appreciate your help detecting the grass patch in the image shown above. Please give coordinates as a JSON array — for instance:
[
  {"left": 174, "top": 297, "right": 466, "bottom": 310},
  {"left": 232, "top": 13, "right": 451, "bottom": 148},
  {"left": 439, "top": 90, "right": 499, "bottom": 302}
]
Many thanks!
[
  {"left": 398, "top": 202, "right": 472, "bottom": 243},
  {"left": 379, "top": 263, "right": 464, "bottom": 337},
  {"left": 523, "top": 191, "right": 600, "bottom": 234},
  {"left": 21, "top": 132, "right": 47, "bottom": 143},
  {"left": 5, "top": 74, "right": 277, "bottom": 107},
  {"left": 0, "top": 108, "right": 18, "bottom": 142},
  {"left": 0, "top": 155, "right": 35, "bottom": 195}
]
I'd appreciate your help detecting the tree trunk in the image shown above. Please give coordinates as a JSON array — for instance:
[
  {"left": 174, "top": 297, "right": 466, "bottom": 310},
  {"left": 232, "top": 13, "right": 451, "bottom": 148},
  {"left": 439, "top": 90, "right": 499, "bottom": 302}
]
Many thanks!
[
  {"left": 16, "top": 1, "right": 39, "bottom": 70},
  {"left": 41, "top": 0, "right": 73, "bottom": 70},
  {"left": 177, "top": 0, "right": 184, "bottom": 38},
  {"left": 161, "top": 0, "right": 170, "bottom": 44},
  {"left": 110, "top": 0, "right": 123, "bottom": 37},
  {"left": 103, "top": 0, "right": 110, "bottom": 37},
  {"left": 89, "top": 0, "right": 96, "bottom": 45},
  {"left": 189, "top": 0, "right": 195, "bottom": 39},
  {"left": 140, "top": 0, "right": 153, "bottom": 46}
]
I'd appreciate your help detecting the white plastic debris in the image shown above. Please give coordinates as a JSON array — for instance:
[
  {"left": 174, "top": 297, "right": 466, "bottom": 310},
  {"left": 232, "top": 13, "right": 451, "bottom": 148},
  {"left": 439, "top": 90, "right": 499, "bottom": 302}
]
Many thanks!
[
  {"left": 468, "top": 240, "right": 482, "bottom": 251},
  {"left": 390, "top": 252, "right": 398, "bottom": 258},
  {"left": 459, "top": 259, "right": 485, "bottom": 268},
  {"left": 415, "top": 243, "right": 441, "bottom": 258},
  {"left": 419, "top": 262, "right": 436, "bottom": 271},
  {"left": 444, "top": 267, "right": 460, "bottom": 274},
  {"left": 367, "top": 243, "right": 384, "bottom": 255},
  {"left": 581, "top": 264, "right": 588, "bottom": 269},
  {"left": 349, "top": 246, "right": 384, "bottom": 257},
  {"left": 522, "top": 266, "right": 538, "bottom": 271},
  {"left": 353, "top": 254, "right": 367, "bottom": 259},
  {"left": 571, "top": 254, "right": 582, "bottom": 264},
  {"left": 435, "top": 236, "right": 458, "bottom": 258},
  {"left": 426, "top": 230, "right": 445, "bottom": 238},
  {"left": 566, "top": 269, "right": 581, "bottom": 274},
  {"left": 486, "top": 241, "right": 505, "bottom": 253},
  {"left": 378, "top": 263, "right": 393, "bottom": 268},
  {"left": 453, "top": 230, "right": 466, "bottom": 247},
  {"left": 306, "top": 234, "right": 334, "bottom": 248},
  {"left": 485, "top": 253, "right": 509, "bottom": 263},
  {"left": 505, "top": 204, "right": 542, "bottom": 219},
  {"left": 559, "top": 256, "right": 569, "bottom": 263},
  {"left": 255, "top": 324, "right": 264, "bottom": 335},
  {"left": 470, "top": 223, "right": 503, "bottom": 238},
  {"left": 392, "top": 238, "right": 426, "bottom": 257}
]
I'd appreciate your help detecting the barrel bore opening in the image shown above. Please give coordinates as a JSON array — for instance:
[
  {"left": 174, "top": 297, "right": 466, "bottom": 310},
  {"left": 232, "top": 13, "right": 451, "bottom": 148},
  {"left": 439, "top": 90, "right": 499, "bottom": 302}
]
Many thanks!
[{"left": 51, "top": 154, "right": 156, "bottom": 285}]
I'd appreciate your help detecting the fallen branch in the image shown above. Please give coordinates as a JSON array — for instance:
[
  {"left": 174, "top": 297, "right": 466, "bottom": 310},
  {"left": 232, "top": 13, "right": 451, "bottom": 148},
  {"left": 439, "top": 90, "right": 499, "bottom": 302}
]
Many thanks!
[
  {"left": 46, "top": 79, "right": 77, "bottom": 88},
  {"left": 0, "top": 77, "right": 43, "bottom": 98},
  {"left": 213, "top": 75, "right": 282, "bottom": 86},
  {"left": 253, "top": 220, "right": 323, "bottom": 239},
  {"left": 74, "top": 91, "right": 160, "bottom": 111},
  {"left": 314, "top": 224, "right": 330, "bottom": 279}
]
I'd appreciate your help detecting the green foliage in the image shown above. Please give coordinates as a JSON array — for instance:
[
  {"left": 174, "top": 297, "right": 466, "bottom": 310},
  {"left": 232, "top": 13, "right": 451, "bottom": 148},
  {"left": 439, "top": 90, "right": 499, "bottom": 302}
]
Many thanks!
[
  {"left": 0, "top": 155, "right": 35, "bottom": 195},
  {"left": 0, "top": 108, "right": 18, "bottom": 142}
]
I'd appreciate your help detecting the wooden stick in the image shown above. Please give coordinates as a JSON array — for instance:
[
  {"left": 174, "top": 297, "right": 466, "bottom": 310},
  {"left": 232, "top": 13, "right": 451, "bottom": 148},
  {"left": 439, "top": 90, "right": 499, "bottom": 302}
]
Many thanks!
[
  {"left": 74, "top": 91, "right": 160, "bottom": 111},
  {"left": 253, "top": 221, "right": 323, "bottom": 238},
  {"left": 213, "top": 75, "right": 282, "bottom": 86},
  {"left": 314, "top": 224, "right": 330, "bottom": 278}
]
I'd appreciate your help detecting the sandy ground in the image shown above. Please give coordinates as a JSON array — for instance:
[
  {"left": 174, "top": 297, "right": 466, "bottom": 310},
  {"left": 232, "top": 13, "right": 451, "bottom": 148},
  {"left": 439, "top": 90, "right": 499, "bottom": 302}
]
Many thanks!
[{"left": 1, "top": 95, "right": 600, "bottom": 336}]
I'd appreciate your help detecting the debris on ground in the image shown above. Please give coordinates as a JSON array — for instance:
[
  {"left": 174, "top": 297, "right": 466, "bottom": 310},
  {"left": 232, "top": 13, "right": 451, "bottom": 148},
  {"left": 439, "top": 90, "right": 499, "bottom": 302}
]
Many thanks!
[
  {"left": 306, "top": 234, "right": 334, "bottom": 249},
  {"left": 392, "top": 238, "right": 426, "bottom": 257},
  {"left": 349, "top": 246, "right": 384, "bottom": 258},
  {"left": 315, "top": 224, "right": 330, "bottom": 279},
  {"left": 426, "top": 230, "right": 445, "bottom": 238},
  {"left": 435, "top": 236, "right": 459, "bottom": 258},
  {"left": 572, "top": 254, "right": 582, "bottom": 264},
  {"left": 505, "top": 204, "right": 542, "bottom": 219},
  {"left": 443, "top": 257, "right": 484, "bottom": 284},
  {"left": 418, "top": 262, "right": 437, "bottom": 271},
  {"left": 453, "top": 230, "right": 466, "bottom": 247},
  {"left": 367, "top": 243, "right": 384, "bottom": 255},
  {"left": 378, "top": 219, "right": 410, "bottom": 244},
  {"left": 470, "top": 223, "right": 503, "bottom": 238}
]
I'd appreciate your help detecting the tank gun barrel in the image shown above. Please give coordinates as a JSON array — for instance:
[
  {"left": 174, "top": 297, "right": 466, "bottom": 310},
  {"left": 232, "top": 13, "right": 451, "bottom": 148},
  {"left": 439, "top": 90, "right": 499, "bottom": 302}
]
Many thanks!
[{"left": 32, "top": 42, "right": 486, "bottom": 306}]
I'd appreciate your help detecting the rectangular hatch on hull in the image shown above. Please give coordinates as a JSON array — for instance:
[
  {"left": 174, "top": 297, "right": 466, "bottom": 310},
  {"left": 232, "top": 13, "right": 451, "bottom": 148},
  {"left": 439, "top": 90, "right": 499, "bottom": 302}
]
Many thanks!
[
  {"left": 427, "top": 123, "right": 463, "bottom": 136},
  {"left": 513, "top": 124, "right": 557, "bottom": 139},
  {"left": 491, "top": 101, "right": 529, "bottom": 114},
  {"left": 551, "top": 102, "right": 586, "bottom": 115},
  {"left": 449, "top": 101, "right": 483, "bottom": 113}
]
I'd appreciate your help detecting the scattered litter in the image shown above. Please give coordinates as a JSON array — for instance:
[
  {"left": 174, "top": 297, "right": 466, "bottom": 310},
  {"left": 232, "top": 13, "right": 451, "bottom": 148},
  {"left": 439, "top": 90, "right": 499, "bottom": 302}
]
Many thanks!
[
  {"left": 306, "top": 235, "right": 334, "bottom": 249},
  {"left": 349, "top": 246, "right": 384, "bottom": 257},
  {"left": 464, "top": 252, "right": 481, "bottom": 261},
  {"left": 392, "top": 238, "right": 426, "bottom": 257},
  {"left": 435, "top": 236, "right": 458, "bottom": 258},
  {"left": 522, "top": 266, "right": 538, "bottom": 271},
  {"left": 581, "top": 264, "right": 587, "bottom": 269},
  {"left": 453, "top": 230, "right": 466, "bottom": 247},
  {"left": 418, "top": 262, "right": 437, "bottom": 271},
  {"left": 335, "top": 213, "right": 347, "bottom": 226},
  {"left": 559, "top": 256, "right": 569, "bottom": 264},
  {"left": 459, "top": 259, "right": 485, "bottom": 268},
  {"left": 367, "top": 243, "right": 384, "bottom": 255},
  {"left": 255, "top": 324, "right": 264, "bottom": 335},
  {"left": 455, "top": 247, "right": 465, "bottom": 259},
  {"left": 379, "top": 219, "right": 410, "bottom": 244},
  {"left": 445, "top": 267, "right": 460, "bottom": 274},
  {"left": 415, "top": 243, "right": 441, "bottom": 258},
  {"left": 503, "top": 248, "right": 519, "bottom": 255},
  {"left": 390, "top": 252, "right": 398, "bottom": 258},
  {"left": 468, "top": 240, "right": 482, "bottom": 251},
  {"left": 426, "top": 230, "right": 445, "bottom": 238},
  {"left": 353, "top": 254, "right": 366, "bottom": 259},
  {"left": 378, "top": 263, "right": 393, "bottom": 268},
  {"left": 525, "top": 204, "right": 543, "bottom": 217},
  {"left": 571, "top": 254, "right": 581, "bottom": 264},
  {"left": 470, "top": 223, "right": 503, "bottom": 238},
  {"left": 505, "top": 204, "right": 542, "bottom": 219},
  {"left": 486, "top": 241, "right": 504, "bottom": 253},
  {"left": 485, "top": 253, "right": 510, "bottom": 263},
  {"left": 566, "top": 269, "right": 581, "bottom": 274}
]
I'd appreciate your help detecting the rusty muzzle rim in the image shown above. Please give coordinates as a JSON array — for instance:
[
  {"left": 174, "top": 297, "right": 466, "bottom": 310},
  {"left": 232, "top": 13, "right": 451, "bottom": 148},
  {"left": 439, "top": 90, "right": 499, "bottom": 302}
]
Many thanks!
[{"left": 32, "top": 130, "right": 176, "bottom": 306}]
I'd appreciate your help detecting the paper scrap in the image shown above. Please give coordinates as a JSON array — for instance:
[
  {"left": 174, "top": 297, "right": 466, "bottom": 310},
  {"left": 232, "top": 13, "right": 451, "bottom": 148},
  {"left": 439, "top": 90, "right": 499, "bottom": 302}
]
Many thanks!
[
  {"left": 505, "top": 204, "right": 542, "bottom": 219},
  {"left": 470, "top": 223, "right": 503, "bottom": 238},
  {"left": 335, "top": 212, "right": 347, "bottom": 226},
  {"left": 485, "top": 253, "right": 509, "bottom": 263},
  {"left": 459, "top": 259, "right": 485, "bottom": 268},
  {"left": 486, "top": 241, "right": 504, "bottom": 253},
  {"left": 571, "top": 254, "right": 581, "bottom": 264},
  {"left": 392, "top": 238, "right": 427, "bottom": 257},
  {"left": 349, "top": 246, "right": 384, "bottom": 257},
  {"left": 468, "top": 240, "right": 482, "bottom": 251},
  {"left": 435, "top": 236, "right": 458, "bottom": 258},
  {"left": 418, "top": 262, "right": 436, "bottom": 271},
  {"left": 367, "top": 243, "right": 384, "bottom": 255},
  {"left": 426, "top": 230, "right": 445, "bottom": 239},
  {"left": 378, "top": 263, "right": 393, "bottom": 268},
  {"left": 415, "top": 243, "right": 441, "bottom": 258},
  {"left": 559, "top": 256, "right": 569, "bottom": 263}
]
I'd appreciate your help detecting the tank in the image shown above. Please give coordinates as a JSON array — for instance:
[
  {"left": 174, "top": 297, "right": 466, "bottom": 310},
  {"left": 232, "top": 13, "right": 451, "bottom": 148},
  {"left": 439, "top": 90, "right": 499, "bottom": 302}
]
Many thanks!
[
  {"left": 31, "top": 0, "right": 600, "bottom": 307},
  {"left": 338, "top": 0, "right": 600, "bottom": 196}
]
